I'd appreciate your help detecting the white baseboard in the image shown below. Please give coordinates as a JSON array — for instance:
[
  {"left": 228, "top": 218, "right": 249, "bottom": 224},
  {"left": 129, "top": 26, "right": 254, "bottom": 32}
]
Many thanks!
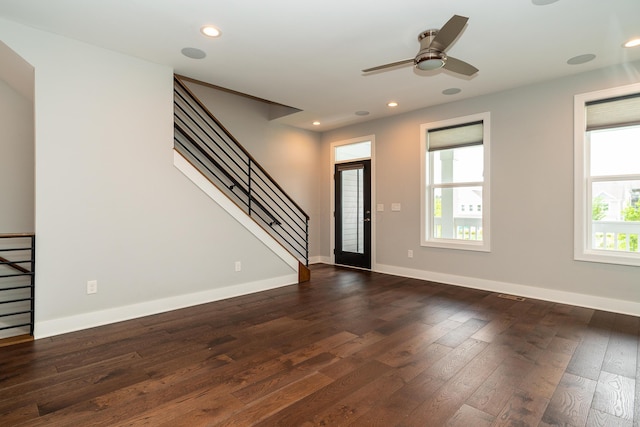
[
  {"left": 35, "top": 273, "right": 297, "bottom": 339},
  {"left": 309, "top": 256, "right": 333, "bottom": 265},
  {"left": 374, "top": 263, "right": 640, "bottom": 317},
  {"left": 309, "top": 256, "right": 329, "bottom": 265}
]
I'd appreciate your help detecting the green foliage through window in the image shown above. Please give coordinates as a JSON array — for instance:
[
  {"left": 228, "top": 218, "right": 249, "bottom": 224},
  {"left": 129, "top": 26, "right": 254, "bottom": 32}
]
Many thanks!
[{"left": 591, "top": 196, "right": 608, "bottom": 221}]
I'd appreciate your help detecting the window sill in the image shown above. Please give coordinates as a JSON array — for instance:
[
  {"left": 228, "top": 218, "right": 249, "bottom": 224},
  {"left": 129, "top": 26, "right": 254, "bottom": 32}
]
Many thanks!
[
  {"left": 421, "top": 239, "right": 490, "bottom": 252},
  {"left": 575, "top": 250, "right": 640, "bottom": 267}
]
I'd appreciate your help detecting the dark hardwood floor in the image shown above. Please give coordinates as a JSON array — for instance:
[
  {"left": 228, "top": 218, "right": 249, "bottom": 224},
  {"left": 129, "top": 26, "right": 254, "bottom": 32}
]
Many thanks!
[{"left": 1, "top": 264, "right": 638, "bottom": 426}]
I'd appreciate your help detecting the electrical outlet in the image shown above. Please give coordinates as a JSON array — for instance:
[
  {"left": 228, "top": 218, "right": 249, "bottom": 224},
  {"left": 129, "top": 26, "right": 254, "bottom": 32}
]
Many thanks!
[
  {"left": 87, "top": 280, "right": 98, "bottom": 294},
  {"left": 408, "top": 250, "right": 413, "bottom": 258},
  {"left": 235, "top": 261, "right": 242, "bottom": 272}
]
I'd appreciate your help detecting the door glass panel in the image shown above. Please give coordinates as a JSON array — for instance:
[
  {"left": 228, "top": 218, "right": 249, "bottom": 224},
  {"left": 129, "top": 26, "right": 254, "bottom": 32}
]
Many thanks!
[{"left": 341, "top": 168, "right": 364, "bottom": 253}]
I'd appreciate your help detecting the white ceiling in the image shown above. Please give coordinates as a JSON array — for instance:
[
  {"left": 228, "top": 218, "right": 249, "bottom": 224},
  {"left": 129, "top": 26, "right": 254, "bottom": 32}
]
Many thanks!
[{"left": 1, "top": 0, "right": 639, "bottom": 131}]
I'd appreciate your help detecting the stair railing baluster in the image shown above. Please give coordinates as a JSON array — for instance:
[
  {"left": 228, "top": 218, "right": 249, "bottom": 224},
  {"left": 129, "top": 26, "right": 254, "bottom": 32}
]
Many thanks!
[
  {"left": 0, "top": 233, "right": 36, "bottom": 338},
  {"left": 173, "top": 76, "right": 309, "bottom": 267},
  {"left": 248, "top": 158, "right": 252, "bottom": 216}
]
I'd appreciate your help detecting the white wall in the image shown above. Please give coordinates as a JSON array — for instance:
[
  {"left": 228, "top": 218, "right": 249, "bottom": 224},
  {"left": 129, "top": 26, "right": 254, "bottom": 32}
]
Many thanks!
[
  {"left": 321, "top": 61, "right": 640, "bottom": 314},
  {"left": 0, "top": 78, "right": 34, "bottom": 232},
  {"left": 184, "top": 81, "right": 322, "bottom": 258},
  {"left": 0, "top": 18, "right": 296, "bottom": 338}
]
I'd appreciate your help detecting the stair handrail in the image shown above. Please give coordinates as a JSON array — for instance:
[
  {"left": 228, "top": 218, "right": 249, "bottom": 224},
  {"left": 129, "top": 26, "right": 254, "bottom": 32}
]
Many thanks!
[{"left": 174, "top": 76, "right": 309, "bottom": 221}]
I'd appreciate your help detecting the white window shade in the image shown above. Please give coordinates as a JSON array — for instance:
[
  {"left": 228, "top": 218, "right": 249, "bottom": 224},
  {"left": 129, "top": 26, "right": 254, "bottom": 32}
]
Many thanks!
[
  {"left": 586, "top": 93, "right": 640, "bottom": 131},
  {"left": 428, "top": 121, "right": 483, "bottom": 151}
]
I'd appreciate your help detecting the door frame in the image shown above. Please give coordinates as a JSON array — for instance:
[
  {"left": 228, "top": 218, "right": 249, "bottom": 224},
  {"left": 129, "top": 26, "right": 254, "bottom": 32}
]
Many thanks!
[{"left": 330, "top": 135, "right": 376, "bottom": 269}]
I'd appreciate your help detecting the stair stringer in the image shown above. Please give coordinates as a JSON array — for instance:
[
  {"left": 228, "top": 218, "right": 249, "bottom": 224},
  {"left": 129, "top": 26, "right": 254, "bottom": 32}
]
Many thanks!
[{"left": 173, "top": 150, "right": 300, "bottom": 275}]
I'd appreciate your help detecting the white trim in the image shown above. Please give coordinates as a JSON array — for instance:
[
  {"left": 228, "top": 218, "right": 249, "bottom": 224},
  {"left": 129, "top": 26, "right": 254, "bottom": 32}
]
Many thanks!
[
  {"left": 329, "top": 135, "right": 376, "bottom": 267},
  {"left": 374, "top": 263, "right": 640, "bottom": 317},
  {"left": 308, "top": 255, "right": 326, "bottom": 264},
  {"left": 35, "top": 273, "right": 297, "bottom": 339},
  {"left": 173, "top": 150, "right": 299, "bottom": 271},
  {"left": 312, "top": 256, "right": 333, "bottom": 265},
  {"left": 420, "top": 112, "right": 491, "bottom": 252},
  {"left": 574, "top": 82, "right": 640, "bottom": 267}
]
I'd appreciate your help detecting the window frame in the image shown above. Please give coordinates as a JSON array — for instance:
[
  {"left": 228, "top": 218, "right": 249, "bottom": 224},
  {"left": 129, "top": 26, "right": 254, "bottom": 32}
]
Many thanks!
[
  {"left": 420, "top": 112, "right": 491, "bottom": 252},
  {"left": 574, "top": 83, "right": 640, "bottom": 267}
]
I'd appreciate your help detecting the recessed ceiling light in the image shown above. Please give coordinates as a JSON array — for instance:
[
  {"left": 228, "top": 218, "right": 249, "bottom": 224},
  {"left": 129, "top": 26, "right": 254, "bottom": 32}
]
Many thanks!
[
  {"left": 201, "top": 25, "right": 221, "bottom": 38},
  {"left": 181, "top": 47, "right": 206, "bottom": 59},
  {"left": 531, "top": 0, "right": 559, "bottom": 5},
  {"left": 624, "top": 38, "right": 640, "bottom": 48},
  {"left": 442, "top": 88, "right": 462, "bottom": 95},
  {"left": 387, "top": 101, "right": 398, "bottom": 107},
  {"left": 567, "top": 53, "right": 596, "bottom": 65},
  {"left": 355, "top": 111, "right": 370, "bottom": 116},
  {"left": 312, "top": 121, "right": 321, "bottom": 126}
]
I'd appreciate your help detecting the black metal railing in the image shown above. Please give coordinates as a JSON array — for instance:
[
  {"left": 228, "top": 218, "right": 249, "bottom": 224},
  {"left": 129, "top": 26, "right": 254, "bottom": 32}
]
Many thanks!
[
  {"left": 0, "top": 233, "right": 35, "bottom": 337},
  {"left": 173, "top": 76, "right": 309, "bottom": 265}
]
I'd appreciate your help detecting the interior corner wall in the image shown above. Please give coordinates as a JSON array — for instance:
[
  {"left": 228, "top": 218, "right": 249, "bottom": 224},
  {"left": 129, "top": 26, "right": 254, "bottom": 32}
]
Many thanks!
[
  {"left": 183, "top": 81, "right": 323, "bottom": 258},
  {"left": 0, "top": 78, "right": 34, "bottom": 233},
  {"left": 320, "top": 61, "right": 640, "bottom": 313},
  {"left": 0, "top": 18, "right": 296, "bottom": 338}
]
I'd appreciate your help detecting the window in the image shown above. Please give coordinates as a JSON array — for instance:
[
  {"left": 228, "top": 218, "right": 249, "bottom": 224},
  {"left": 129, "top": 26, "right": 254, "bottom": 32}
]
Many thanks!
[
  {"left": 335, "top": 140, "right": 371, "bottom": 162},
  {"left": 421, "top": 112, "right": 490, "bottom": 251},
  {"left": 574, "top": 83, "right": 640, "bottom": 266}
]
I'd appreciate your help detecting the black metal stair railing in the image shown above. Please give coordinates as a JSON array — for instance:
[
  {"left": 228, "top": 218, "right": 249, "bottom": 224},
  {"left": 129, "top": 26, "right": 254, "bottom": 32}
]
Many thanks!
[
  {"left": 0, "top": 233, "right": 35, "bottom": 337},
  {"left": 173, "top": 76, "right": 309, "bottom": 266}
]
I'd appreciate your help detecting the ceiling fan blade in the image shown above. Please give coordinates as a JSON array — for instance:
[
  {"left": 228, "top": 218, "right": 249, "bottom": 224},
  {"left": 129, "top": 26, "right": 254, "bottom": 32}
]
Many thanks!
[
  {"left": 430, "top": 15, "right": 468, "bottom": 52},
  {"left": 443, "top": 56, "right": 478, "bottom": 76},
  {"left": 362, "top": 58, "right": 414, "bottom": 73}
]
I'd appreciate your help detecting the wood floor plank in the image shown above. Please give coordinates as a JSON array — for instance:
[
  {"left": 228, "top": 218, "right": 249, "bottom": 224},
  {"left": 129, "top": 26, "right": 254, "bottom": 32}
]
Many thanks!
[
  {"left": 591, "top": 370, "right": 635, "bottom": 421},
  {"left": 0, "top": 264, "right": 637, "bottom": 426},
  {"left": 375, "top": 319, "right": 458, "bottom": 367},
  {"left": 466, "top": 355, "right": 534, "bottom": 416},
  {"left": 124, "top": 387, "right": 243, "bottom": 427},
  {"left": 310, "top": 370, "right": 406, "bottom": 426},
  {"left": 0, "top": 402, "right": 39, "bottom": 426},
  {"left": 492, "top": 390, "right": 550, "bottom": 427},
  {"left": 444, "top": 404, "right": 494, "bottom": 427},
  {"left": 435, "top": 317, "right": 488, "bottom": 348},
  {"left": 0, "top": 352, "right": 143, "bottom": 414},
  {"left": 402, "top": 338, "right": 504, "bottom": 426},
  {"left": 252, "top": 359, "right": 391, "bottom": 426},
  {"left": 601, "top": 315, "right": 640, "bottom": 379},
  {"left": 518, "top": 349, "right": 573, "bottom": 399},
  {"left": 541, "top": 372, "right": 597, "bottom": 426},
  {"left": 585, "top": 408, "right": 633, "bottom": 427},
  {"left": 214, "top": 372, "right": 334, "bottom": 427}
]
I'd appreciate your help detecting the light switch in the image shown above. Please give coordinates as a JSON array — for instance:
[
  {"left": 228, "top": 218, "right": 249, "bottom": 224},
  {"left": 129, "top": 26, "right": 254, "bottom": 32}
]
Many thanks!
[
  {"left": 391, "top": 203, "right": 401, "bottom": 211},
  {"left": 377, "top": 204, "right": 384, "bottom": 212}
]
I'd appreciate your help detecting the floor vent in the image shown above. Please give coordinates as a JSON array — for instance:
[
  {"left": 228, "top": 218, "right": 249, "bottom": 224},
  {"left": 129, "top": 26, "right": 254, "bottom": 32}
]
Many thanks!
[{"left": 497, "top": 293, "right": 526, "bottom": 302}]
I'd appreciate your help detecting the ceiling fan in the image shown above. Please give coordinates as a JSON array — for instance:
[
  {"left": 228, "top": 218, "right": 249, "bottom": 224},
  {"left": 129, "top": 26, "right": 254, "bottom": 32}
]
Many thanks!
[{"left": 363, "top": 15, "right": 478, "bottom": 76}]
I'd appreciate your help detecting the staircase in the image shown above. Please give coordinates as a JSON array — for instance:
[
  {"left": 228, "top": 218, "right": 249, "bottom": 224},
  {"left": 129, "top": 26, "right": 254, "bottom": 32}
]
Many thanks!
[
  {"left": 0, "top": 233, "right": 35, "bottom": 343},
  {"left": 173, "top": 76, "right": 310, "bottom": 282}
]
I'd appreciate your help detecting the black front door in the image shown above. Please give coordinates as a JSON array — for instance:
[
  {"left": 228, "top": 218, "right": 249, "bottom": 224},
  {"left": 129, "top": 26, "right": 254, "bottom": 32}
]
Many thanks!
[{"left": 335, "top": 160, "right": 371, "bottom": 269}]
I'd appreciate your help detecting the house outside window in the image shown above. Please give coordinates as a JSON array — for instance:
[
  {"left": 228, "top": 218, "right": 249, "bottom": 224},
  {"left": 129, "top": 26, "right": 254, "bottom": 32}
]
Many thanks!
[
  {"left": 420, "top": 112, "right": 491, "bottom": 251},
  {"left": 574, "top": 83, "right": 640, "bottom": 266}
]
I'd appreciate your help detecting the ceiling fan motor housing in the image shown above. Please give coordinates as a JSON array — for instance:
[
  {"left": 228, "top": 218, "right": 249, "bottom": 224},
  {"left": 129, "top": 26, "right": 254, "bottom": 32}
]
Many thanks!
[{"left": 415, "top": 29, "right": 446, "bottom": 70}]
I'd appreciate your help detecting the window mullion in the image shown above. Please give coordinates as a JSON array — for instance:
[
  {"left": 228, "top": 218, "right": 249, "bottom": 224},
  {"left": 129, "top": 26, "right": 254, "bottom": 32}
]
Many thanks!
[
  {"left": 433, "top": 181, "right": 484, "bottom": 189},
  {"left": 590, "top": 173, "right": 640, "bottom": 182}
]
